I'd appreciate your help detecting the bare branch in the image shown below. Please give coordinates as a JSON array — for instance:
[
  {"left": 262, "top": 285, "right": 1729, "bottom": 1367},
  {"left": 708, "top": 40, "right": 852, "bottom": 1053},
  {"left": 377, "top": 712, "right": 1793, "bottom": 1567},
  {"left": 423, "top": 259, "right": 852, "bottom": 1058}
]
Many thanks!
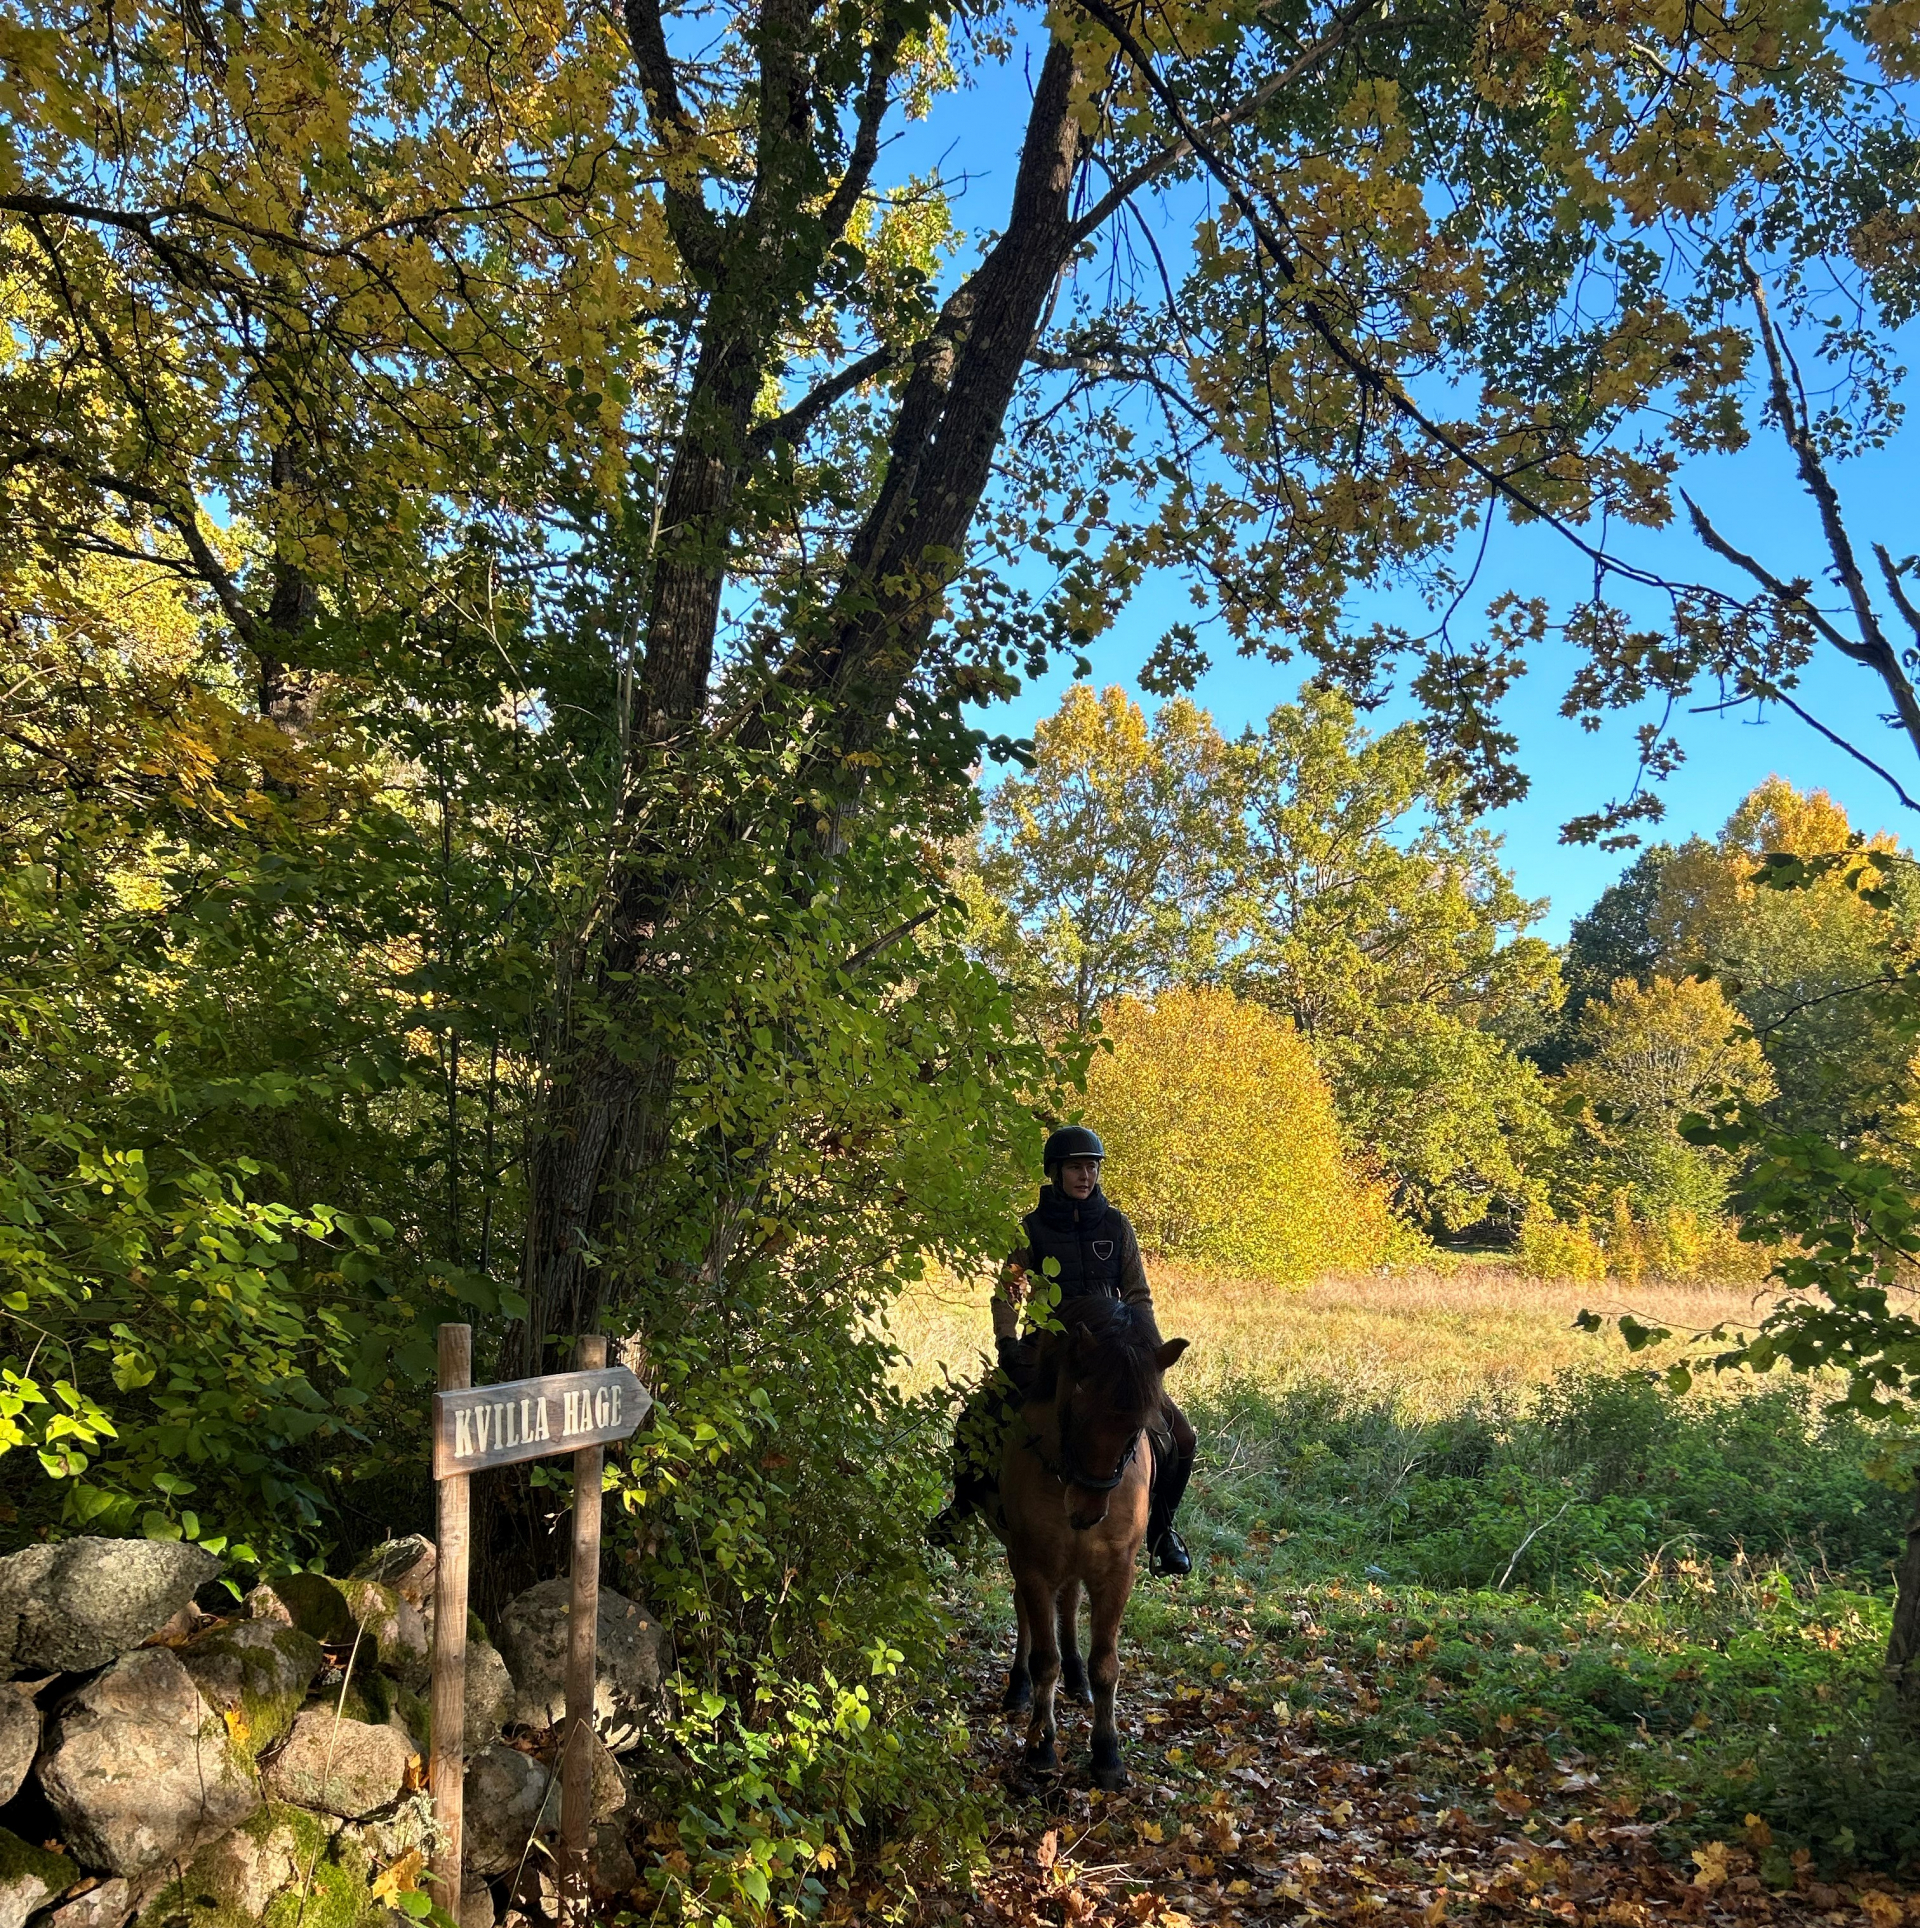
[
  {"left": 1681, "top": 491, "right": 1873, "bottom": 665},
  {"left": 1741, "top": 250, "right": 1895, "bottom": 668},
  {"left": 1876, "top": 542, "right": 1920, "bottom": 650},
  {"left": 838, "top": 902, "right": 941, "bottom": 972},
  {"left": 1734, "top": 677, "right": 1920, "bottom": 815}
]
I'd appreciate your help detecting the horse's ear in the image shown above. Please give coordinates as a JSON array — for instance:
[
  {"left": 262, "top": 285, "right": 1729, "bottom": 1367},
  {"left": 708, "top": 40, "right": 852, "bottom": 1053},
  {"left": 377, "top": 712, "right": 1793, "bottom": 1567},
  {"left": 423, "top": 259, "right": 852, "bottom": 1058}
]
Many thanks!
[
  {"left": 1070, "top": 1321, "right": 1094, "bottom": 1361},
  {"left": 1157, "top": 1337, "right": 1190, "bottom": 1371}
]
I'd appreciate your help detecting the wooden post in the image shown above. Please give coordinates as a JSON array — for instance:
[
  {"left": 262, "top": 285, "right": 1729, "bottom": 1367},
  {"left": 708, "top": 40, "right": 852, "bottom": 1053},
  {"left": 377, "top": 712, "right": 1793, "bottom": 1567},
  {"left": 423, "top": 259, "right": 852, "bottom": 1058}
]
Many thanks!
[
  {"left": 560, "top": 1336, "right": 607, "bottom": 1924},
  {"left": 429, "top": 1325, "right": 472, "bottom": 1916}
]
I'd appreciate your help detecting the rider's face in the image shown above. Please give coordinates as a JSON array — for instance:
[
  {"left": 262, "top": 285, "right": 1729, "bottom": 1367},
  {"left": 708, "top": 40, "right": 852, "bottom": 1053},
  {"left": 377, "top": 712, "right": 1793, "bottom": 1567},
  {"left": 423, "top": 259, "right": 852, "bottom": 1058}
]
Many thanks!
[{"left": 1058, "top": 1157, "right": 1100, "bottom": 1200}]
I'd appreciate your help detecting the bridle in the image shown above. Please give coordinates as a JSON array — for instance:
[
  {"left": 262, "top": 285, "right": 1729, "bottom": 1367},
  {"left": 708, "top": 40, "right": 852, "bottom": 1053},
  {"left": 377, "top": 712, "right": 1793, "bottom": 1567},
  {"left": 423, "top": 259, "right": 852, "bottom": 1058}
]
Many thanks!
[{"left": 1028, "top": 1382, "right": 1144, "bottom": 1495}]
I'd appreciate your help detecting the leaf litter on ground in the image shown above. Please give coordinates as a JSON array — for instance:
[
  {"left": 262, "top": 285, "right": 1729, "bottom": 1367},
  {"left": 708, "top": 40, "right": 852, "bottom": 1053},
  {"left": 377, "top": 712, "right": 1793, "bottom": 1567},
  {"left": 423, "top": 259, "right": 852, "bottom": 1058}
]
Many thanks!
[{"left": 849, "top": 1594, "right": 1920, "bottom": 1928}]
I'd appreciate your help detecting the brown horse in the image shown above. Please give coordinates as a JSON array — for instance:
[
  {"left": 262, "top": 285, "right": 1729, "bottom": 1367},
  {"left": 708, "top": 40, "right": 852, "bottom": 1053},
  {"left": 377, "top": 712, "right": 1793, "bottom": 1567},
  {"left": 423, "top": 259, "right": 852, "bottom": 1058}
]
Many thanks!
[{"left": 992, "top": 1295, "right": 1188, "bottom": 1789}]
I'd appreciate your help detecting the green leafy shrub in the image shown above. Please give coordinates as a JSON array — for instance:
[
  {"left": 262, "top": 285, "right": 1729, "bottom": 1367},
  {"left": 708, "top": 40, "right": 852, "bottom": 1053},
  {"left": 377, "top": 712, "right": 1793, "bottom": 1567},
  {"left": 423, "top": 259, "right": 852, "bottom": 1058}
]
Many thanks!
[
  {"left": 1393, "top": 1469, "right": 1659, "bottom": 1590},
  {"left": 1709, "top": 1688, "right": 1920, "bottom": 1876},
  {"left": 1180, "top": 1366, "right": 1905, "bottom": 1595},
  {"left": 608, "top": 1248, "right": 990, "bottom": 1917},
  {"left": 0, "top": 1131, "right": 495, "bottom": 1564}
]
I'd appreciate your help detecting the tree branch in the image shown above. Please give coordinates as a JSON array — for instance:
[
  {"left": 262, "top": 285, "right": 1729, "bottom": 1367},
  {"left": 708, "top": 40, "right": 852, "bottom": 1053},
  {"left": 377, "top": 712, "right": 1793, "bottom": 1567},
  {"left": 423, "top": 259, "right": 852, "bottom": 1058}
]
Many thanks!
[
  {"left": 1876, "top": 543, "right": 1920, "bottom": 650},
  {"left": 820, "top": 12, "right": 909, "bottom": 245},
  {"left": 839, "top": 902, "right": 941, "bottom": 972},
  {"left": 1680, "top": 491, "right": 1874, "bottom": 665},
  {"left": 747, "top": 345, "right": 900, "bottom": 457},
  {"left": 6, "top": 439, "right": 260, "bottom": 645},
  {"left": 1712, "top": 673, "right": 1920, "bottom": 814},
  {"left": 1735, "top": 246, "right": 1920, "bottom": 770},
  {"left": 1068, "top": 0, "right": 1719, "bottom": 600},
  {"left": 622, "top": 0, "right": 726, "bottom": 274},
  {"left": 1067, "top": 0, "right": 1381, "bottom": 246}
]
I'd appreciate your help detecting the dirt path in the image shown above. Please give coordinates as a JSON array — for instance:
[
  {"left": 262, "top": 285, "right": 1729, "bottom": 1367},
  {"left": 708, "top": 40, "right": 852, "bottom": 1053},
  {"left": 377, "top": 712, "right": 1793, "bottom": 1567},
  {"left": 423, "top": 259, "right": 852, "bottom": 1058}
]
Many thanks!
[{"left": 919, "top": 1623, "right": 1906, "bottom": 1928}]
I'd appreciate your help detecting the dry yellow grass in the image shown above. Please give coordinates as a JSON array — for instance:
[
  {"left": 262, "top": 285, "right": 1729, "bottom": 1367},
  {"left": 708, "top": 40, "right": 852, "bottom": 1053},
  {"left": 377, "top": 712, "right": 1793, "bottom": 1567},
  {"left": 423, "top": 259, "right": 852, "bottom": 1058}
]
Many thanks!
[{"left": 888, "top": 1259, "right": 1783, "bottom": 1420}]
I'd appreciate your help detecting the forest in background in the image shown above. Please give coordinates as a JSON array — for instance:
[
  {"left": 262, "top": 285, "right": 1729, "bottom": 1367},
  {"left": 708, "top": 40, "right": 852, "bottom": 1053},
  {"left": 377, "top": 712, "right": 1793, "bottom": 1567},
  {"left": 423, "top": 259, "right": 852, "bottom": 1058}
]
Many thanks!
[
  {"left": 6, "top": 0, "right": 1920, "bottom": 1910},
  {"left": 962, "top": 683, "right": 1920, "bottom": 1285}
]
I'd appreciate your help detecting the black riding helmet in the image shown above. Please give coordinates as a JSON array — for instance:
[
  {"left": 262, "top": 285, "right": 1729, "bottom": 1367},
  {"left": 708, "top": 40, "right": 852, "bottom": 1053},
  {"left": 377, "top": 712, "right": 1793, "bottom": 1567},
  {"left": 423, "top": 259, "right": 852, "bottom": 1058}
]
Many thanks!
[{"left": 1042, "top": 1125, "right": 1105, "bottom": 1169}]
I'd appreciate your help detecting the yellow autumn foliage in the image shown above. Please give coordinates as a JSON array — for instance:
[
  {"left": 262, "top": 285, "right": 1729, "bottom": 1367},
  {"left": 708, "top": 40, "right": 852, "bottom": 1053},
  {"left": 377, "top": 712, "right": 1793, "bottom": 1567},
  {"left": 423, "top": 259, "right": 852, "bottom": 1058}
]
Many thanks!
[{"left": 1085, "top": 986, "right": 1408, "bottom": 1280}]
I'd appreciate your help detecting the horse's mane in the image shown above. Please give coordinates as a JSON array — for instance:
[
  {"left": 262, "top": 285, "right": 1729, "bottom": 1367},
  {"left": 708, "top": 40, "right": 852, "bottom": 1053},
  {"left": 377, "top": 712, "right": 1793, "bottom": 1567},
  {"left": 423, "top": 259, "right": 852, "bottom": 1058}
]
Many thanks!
[{"left": 1028, "top": 1294, "right": 1161, "bottom": 1415}]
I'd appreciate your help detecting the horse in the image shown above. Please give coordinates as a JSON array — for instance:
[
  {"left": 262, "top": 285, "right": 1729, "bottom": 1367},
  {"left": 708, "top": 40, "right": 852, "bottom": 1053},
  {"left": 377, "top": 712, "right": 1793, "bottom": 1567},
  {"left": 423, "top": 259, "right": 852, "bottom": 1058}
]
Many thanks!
[{"left": 991, "top": 1294, "right": 1189, "bottom": 1789}]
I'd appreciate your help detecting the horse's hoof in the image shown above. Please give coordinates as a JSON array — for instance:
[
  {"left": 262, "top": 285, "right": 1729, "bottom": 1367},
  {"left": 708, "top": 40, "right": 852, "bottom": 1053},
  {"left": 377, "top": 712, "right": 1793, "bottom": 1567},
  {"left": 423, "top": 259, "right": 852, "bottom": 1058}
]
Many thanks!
[
  {"left": 1060, "top": 1664, "right": 1093, "bottom": 1707},
  {"left": 1026, "top": 1740, "right": 1059, "bottom": 1772},
  {"left": 1089, "top": 1738, "right": 1127, "bottom": 1790},
  {"left": 1002, "top": 1677, "right": 1033, "bottom": 1714}
]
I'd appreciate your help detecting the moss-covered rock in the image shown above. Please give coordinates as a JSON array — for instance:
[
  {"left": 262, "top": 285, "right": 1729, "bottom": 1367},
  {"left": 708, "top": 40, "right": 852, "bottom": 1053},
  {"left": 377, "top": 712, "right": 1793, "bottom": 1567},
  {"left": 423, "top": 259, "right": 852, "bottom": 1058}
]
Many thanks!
[
  {"left": 0, "top": 1824, "right": 75, "bottom": 1928},
  {"left": 38, "top": 1649, "right": 260, "bottom": 1876},
  {"left": 142, "top": 1805, "right": 372, "bottom": 1928},
  {"left": 347, "top": 1541, "right": 434, "bottom": 1613},
  {"left": 181, "top": 1624, "right": 325, "bottom": 1761},
  {"left": 258, "top": 1825, "right": 372, "bottom": 1928},
  {"left": 322, "top": 1673, "right": 392, "bottom": 1730},
  {"left": 386, "top": 1685, "right": 429, "bottom": 1755},
  {"left": 266, "top": 1576, "right": 354, "bottom": 1645},
  {"left": 263, "top": 1710, "right": 409, "bottom": 1819},
  {"left": 342, "top": 1584, "right": 427, "bottom": 1695}
]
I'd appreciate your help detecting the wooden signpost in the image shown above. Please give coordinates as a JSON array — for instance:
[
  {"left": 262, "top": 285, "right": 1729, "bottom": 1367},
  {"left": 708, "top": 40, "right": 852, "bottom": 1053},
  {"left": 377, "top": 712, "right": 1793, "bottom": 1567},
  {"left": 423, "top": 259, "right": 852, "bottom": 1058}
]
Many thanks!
[{"left": 428, "top": 1326, "right": 651, "bottom": 1925}]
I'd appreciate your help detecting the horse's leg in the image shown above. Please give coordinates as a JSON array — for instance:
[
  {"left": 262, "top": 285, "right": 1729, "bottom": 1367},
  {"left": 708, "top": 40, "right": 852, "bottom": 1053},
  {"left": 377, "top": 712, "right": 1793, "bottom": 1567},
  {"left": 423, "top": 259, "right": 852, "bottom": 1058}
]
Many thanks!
[
  {"left": 1086, "top": 1562, "right": 1133, "bottom": 1790},
  {"left": 1019, "top": 1573, "right": 1063, "bottom": 1771},
  {"left": 1057, "top": 1577, "right": 1091, "bottom": 1706},
  {"left": 1003, "top": 1573, "right": 1033, "bottom": 1713}
]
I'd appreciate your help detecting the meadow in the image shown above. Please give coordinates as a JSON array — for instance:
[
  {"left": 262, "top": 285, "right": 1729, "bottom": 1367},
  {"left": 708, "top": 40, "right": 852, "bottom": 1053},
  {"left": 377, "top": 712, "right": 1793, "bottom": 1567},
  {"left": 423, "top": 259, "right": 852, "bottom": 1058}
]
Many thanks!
[
  {"left": 892, "top": 1259, "right": 1773, "bottom": 1415},
  {"left": 895, "top": 1261, "right": 1920, "bottom": 1899}
]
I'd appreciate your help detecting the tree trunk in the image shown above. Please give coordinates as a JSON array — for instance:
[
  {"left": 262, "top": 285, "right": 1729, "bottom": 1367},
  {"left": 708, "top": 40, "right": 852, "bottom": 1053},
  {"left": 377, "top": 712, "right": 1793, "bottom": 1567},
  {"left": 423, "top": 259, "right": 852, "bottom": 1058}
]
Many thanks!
[
  {"left": 483, "top": 27, "right": 1090, "bottom": 1613},
  {"left": 1886, "top": 1476, "right": 1920, "bottom": 1703}
]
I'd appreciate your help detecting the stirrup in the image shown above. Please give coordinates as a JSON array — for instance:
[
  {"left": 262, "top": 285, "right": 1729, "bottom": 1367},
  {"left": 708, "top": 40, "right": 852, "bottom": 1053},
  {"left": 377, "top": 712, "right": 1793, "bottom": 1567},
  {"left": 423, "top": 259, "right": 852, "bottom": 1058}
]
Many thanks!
[{"left": 1149, "top": 1526, "right": 1192, "bottom": 1577}]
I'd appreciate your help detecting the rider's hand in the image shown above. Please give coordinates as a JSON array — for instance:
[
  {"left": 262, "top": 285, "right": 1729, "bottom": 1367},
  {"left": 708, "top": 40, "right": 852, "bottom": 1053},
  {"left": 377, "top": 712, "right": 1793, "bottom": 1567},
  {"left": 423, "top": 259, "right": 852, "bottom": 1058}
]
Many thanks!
[{"left": 1000, "top": 1260, "right": 1029, "bottom": 1307}]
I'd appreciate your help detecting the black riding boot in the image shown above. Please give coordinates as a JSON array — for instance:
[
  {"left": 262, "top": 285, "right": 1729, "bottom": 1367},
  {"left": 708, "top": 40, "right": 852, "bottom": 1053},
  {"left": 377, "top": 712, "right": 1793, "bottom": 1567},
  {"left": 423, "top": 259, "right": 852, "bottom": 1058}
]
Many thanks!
[{"left": 1147, "top": 1440, "right": 1195, "bottom": 1577}]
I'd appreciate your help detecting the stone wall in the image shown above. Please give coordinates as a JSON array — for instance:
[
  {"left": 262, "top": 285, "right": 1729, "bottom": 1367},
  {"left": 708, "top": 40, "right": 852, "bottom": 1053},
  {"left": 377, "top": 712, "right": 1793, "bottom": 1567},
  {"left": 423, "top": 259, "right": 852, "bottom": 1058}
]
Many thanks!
[{"left": 0, "top": 1539, "right": 668, "bottom": 1928}]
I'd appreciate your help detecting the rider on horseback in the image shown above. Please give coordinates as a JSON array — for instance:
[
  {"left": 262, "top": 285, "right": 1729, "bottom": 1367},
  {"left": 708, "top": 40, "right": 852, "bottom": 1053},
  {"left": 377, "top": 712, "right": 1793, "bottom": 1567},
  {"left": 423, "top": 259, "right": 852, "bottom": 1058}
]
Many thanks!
[{"left": 926, "top": 1125, "right": 1198, "bottom": 1576}]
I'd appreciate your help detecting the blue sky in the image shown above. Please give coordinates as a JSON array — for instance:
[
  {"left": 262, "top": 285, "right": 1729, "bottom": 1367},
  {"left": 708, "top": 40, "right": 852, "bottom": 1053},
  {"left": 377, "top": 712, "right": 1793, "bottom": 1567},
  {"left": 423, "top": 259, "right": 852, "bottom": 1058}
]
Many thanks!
[{"left": 904, "top": 35, "right": 1920, "bottom": 940}]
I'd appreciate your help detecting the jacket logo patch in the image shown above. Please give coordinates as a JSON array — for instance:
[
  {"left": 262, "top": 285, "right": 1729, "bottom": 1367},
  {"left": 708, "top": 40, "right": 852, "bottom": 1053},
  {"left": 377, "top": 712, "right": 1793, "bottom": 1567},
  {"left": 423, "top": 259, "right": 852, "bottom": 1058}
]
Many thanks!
[{"left": 1091, "top": 1239, "right": 1115, "bottom": 1262}]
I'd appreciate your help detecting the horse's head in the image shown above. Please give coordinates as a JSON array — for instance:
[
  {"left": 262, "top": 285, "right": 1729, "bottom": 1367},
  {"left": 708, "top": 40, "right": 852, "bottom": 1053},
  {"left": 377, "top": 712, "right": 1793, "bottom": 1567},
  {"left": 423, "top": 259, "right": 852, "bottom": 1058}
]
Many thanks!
[{"left": 1049, "top": 1297, "right": 1190, "bottom": 1532}]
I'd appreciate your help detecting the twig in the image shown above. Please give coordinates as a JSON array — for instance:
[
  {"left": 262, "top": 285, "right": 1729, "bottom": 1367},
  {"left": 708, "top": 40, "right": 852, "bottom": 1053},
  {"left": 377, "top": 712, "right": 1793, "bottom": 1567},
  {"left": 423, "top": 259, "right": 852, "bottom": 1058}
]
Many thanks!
[
  {"left": 295, "top": 1612, "right": 370, "bottom": 1928},
  {"left": 1495, "top": 1501, "right": 1573, "bottom": 1592}
]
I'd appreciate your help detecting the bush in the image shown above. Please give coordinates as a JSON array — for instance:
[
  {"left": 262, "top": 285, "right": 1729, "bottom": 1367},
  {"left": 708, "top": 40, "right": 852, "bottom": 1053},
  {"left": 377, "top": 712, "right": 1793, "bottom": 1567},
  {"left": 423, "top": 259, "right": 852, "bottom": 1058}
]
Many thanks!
[
  {"left": 609, "top": 1242, "right": 989, "bottom": 1919},
  {"left": 1515, "top": 1207, "right": 1609, "bottom": 1283},
  {"left": 1715, "top": 1688, "right": 1920, "bottom": 1876},
  {"left": 0, "top": 1134, "right": 458, "bottom": 1565},
  {"left": 1088, "top": 986, "right": 1409, "bottom": 1278},
  {"left": 1393, "top": 1468, "right": 1659, "bottom": 1590},
  {"left": 1178, "top": 1364, "right": 1907, "bottom": 1595},
  {"left": 1517, "top": 1195, "right": 1769, "bottom": 1284}
]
